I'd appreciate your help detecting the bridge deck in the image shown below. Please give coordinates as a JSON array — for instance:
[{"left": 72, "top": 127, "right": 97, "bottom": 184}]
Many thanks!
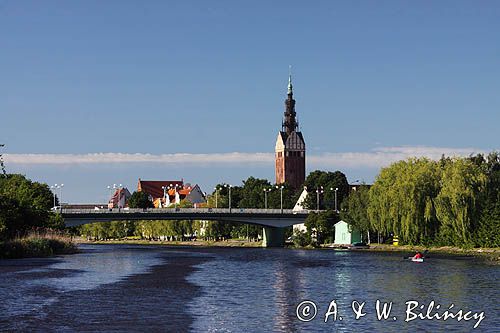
[{"left": 61, "top": 208, "right": 314, "bottom": 228}]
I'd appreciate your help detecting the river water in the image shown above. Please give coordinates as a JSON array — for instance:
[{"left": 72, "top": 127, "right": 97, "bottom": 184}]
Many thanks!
[{"left": 0, "top": 244, "right": 498, "bottom": 332}]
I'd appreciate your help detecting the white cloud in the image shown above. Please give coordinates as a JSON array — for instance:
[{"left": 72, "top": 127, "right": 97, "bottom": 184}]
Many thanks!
[
  {"left": 309, "top": 146, "right": 487, "bottom": 169},
  {"left": 4, "top": 152, "right": 274, "bottom": 166},
  {"left": 4, "top": 146, "right": 489, "bottom": 169}
]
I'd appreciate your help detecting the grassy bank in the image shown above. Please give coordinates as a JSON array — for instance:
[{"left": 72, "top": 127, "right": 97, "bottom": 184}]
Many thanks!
[{"left": 0, "top": 234, "right": 78, "bottom": 259}]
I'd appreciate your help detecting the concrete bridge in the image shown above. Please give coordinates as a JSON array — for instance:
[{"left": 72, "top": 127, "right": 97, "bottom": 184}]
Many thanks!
[{"left": 61, "top": 208, "right": 312, "bottom": 247}]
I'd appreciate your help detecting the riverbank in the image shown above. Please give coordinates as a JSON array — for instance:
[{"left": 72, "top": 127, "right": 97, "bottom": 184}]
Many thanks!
[
  {"left": 0, "top": 235, "right": 78, "bottom": 259},
  {"left": 75, "top": 238, "right": 500, "bottom": 261},
  {"left": 76, "top": 238, "right": 263, "bottom": 248},
  {"left": 321, "top": 243, "right": 500, "bottom": 263}
]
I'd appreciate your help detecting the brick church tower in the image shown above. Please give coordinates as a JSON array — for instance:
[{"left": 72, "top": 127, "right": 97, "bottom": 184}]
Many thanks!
[{"left": 275, "top": 72, "right": 306, "bottom": 189}]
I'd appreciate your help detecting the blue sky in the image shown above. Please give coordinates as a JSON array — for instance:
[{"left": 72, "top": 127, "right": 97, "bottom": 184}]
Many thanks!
[{"left": 1, "top": 1, "right": 499, "bottom": 203}]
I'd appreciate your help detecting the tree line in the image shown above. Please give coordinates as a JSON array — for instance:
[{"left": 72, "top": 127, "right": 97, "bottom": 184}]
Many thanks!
[
  {"left": 4, "top": 154, "right": 497, "bottom": 249},
  {"left": 341, "top": 153, "right": 500, "bottom": 248}
]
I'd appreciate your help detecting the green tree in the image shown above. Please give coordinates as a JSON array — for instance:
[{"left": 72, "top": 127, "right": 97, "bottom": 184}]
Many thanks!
[
  {"left": 0, "top": 195, "right": 24, "bottom": 239},
  {"left": 341, "top": 185, "right": 371, "bottom": 242},
  {"left": 267, "top": 182, "right": 299, "bottom": 210},
  {"left": 127, "top": 191, "right": 154, "bottom": 209},
  {"left": 237, "top": 177, "right": 271, "bottom": 208},
  {"left": 304, "top": 210, "right": 337, "bottom": 244},
  {"left": 0, "top": 174, "right": 55, "bottom": 239},
  {"left": 469, "top": 152, "right": 500, "bottom": 247},
  {"left": 302, "top": 170, "right": 349, "bottom": 210},
  {"left": 367, "top": 158, "right": 441, "bottom": 245},
  {"left": 434, "top": 158, "right": 486, "bottom": 246}
]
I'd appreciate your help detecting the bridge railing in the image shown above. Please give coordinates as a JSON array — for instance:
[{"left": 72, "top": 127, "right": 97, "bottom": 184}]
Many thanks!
[{"left": 61, "top": 208, "right": 311, "bottom": 215}]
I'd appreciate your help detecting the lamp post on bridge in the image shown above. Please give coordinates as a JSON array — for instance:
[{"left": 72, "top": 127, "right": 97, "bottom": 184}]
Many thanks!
[
  {"left": 106, "top": 185, "right": 113, "bottom": 208},
  {"left": 161, "top": 185, "right": 168, "bottom": 208},
  {"left": 263, "top": 188, "right": 272, "bottom": 209},
  {"left": 276, "top": 185, "right": 284, "bottom": 214},
  {"left": 225, "top": 184, "right": 232, "bottom": 213},
  {"left": 168, "top": 183, "right": 181, "bottom": 209},
  {"left": 214, "top": 187, "right": 221, "bottom": 208},
  {"left": 328, "top": 187, "right": 339, "bottom": 212},
  {"left": 107, "top": 184, "right": 122, "bottom": 208},
  {"left": 51, "top": 184, "right": 64, "bottom": 211},
  {"left": 334, "top": 187, "right": 339, "bottom": 213},
  {"left": 316, "top": 186, "right": 324, "bottom": 211}
]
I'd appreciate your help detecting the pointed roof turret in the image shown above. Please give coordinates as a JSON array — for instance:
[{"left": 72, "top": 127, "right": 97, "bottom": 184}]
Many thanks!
[
  {"left": 287, "top": 65, "right": 293, "bottom": 95},
  {"left": 282, "top": 66, "right": 298, "bottom": 135}
]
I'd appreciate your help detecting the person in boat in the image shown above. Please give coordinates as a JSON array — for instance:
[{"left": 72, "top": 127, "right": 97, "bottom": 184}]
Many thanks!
[{"left": 413, "top": 251, "right": 424, "bottom": 259}]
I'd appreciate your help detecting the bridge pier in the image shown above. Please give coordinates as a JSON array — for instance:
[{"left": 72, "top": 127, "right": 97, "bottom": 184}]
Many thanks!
[{"left": 262, "top": 227, "right": 285, "bottom": 248}]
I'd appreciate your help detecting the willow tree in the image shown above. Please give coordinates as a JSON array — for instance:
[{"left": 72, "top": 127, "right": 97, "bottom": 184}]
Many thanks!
[
  {"left": 368, "top": 158, "right": 441, "bottom": 244},
  {"left": 398, "top": 158, "right": 441, "bottom": 244},
  {"left": 368, "top": 164, "right": 398, "bottom": 241},
  {"left": 435, "top": 158, "right": 487, "bottom": 246}
]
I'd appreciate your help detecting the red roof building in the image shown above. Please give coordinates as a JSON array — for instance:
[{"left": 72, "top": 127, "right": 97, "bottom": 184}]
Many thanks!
[
  {"left": 108, "top": 187, "right": 132, "bottom": 208},
  {"left": 137, "top": 179, "right": 205, "bottom": 208}
]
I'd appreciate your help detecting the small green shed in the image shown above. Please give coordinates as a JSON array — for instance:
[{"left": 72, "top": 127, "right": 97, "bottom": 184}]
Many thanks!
[{"left": 334, "top": 220, "right": 362, "bottom": 245}]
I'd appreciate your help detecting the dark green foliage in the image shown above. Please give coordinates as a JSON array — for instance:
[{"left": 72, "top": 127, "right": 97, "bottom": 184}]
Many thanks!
[
  {"left": 237, "top": 177, "right": 271, "bottom": 208},
  {"left": 304, "top": 210, "right": 338, "bottom": 244},
  {"left": 127, "top": 191, "right": 154, "bottom": 209},
  {"left": 0, "top": 174, "right": 55, "bottom": 239},
  {"left": 473, "top": 152, "right": 500, "bottom": 247},
  {"left": 341, "top": 185, "right": 371, "bottom": 239},
  {"left": 267, "top": 183, "right": 299, "bottom": 210},
  {"left": 475, "top": 200, "right": 500, "bottom": 247},
  {"left": 302, "top": 170, "right": 349, "bottom": 210},
  {"left": 293, "top": 230, "right": 311, "bottom": 247}
]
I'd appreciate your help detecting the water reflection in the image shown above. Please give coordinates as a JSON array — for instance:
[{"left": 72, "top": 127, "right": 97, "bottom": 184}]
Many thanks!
[
  {"left": 0, "top": 245, "right": 162, "bottom": 320},
  {"left": 187, "top": 249, "right": 499, "bottom": 332},
  {"left": 1, "top": 246, "right": 498, "bottom": 332},
  {"left": 38, "top": 246, "right": 162, "bottom": 291}
]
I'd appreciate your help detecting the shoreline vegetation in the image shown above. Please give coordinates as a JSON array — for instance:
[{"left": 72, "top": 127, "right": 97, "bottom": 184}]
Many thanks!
[
  {"left": 0, "top": 232, "right": 78, "bottom": 259},
  {"left": 75, "top": 238, "right": 499, "bottom": 263},
  {"left": 1, "top": 154, "right": 498, "bottom": 260}
]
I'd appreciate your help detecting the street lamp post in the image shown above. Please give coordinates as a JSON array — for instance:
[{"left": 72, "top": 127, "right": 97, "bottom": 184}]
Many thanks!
[
  {"left": 107, "top": 185, "right": 113, "bottom": 207},
  {"left": 168, "top": 184, "right": 180, "bottom": 209},
  {"left": 214, "top": 187, "right": 220, "bottom": 208},
  {"left": 316, "top": 186, "right": 324, "bottom": 211},
  {"left": 50, "top": 185, "right": 58, "bottom": 208},
  {"left": 107, "top": 183, "right": 122, "bottom": 208},
  {"left": 59, "top": 184, "right": 64, "bottom": 210},
  {"left": 263, "top": 188, "right": 272, "bottom": 209},
  {"left": 50, "top": 184, "right": 64, "bottom": 211},
  {"left": 276, "top": 185, "right": 284, "bottom": 214},
  {"left": 335, "top": 187, "right": 339, "bottom": 213},
  {"left": 225, "top": 184, "right": 232, "bottom": 212},
  {"left": 161, "top": 186, "right": 168, "bottom": 208}
]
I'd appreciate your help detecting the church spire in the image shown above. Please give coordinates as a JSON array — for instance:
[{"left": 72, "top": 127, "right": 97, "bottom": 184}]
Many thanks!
[
  {"left": 287, "top": 65, "right": 293, "bottom": 95},
  {"left": 283, "top": 66, "right": 297, "bottom": 135},
  {"left": 275, "top": 66, "right": 306, "bottom": 190}
]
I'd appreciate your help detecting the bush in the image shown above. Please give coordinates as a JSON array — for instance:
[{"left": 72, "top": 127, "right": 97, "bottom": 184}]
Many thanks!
[
  {"left": 0, "top": 236, "right": 77, "bottom": 259},
  {"left": 293, "top": 230, "right": 311, "bottom": 247}
]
